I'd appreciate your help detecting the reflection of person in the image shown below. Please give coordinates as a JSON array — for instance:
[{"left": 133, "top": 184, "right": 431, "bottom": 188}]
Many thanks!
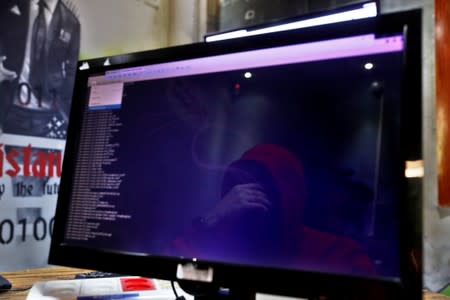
[
  {"left": 174, "top": 144, "right": 375, "bottom": 276},
  {"left": 0, "top": 0, "right": 80, "bottom": 138}
]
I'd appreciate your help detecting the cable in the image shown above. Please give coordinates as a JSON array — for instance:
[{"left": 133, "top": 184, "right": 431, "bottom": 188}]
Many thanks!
[
  {"left": 0, "top": 286, "right": 32, "bottom": 292},
  {"left": 171, "top": 280, "right": 185, "bottom": 300}
]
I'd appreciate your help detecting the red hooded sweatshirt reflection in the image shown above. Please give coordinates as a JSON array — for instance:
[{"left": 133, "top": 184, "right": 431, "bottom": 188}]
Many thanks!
[{"left": 174, "top": 144, "right": 376, "bottom": 276}]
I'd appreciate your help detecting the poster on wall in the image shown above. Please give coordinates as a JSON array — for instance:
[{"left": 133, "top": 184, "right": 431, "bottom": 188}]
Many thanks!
[
  {"left": 0, "top": 0, "right": 170, "bottom": 271},
  {"left": 0, "top": 0, "right": 79, "bottom": 271}
]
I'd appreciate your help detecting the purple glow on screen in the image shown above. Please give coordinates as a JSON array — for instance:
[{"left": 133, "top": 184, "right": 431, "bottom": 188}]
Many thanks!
[
  {"left": 71, "top": 29, "right": 407, "bottom": 279},
  {"left": 98, "top": 34, "right": 404, "bottom": 85}
]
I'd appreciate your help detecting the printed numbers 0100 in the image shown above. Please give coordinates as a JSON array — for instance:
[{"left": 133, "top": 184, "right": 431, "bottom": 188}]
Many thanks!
[{"left": 0, "top": 217, "right": 55, "bottom": 244}]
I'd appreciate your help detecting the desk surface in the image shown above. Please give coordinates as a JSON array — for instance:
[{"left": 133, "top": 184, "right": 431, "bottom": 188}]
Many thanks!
[
  {"left": 0, "top": 267, "right": 88, "bottom": 300},
  {"left": 0, "top": 266, "right": 449, "bottom": 300}
]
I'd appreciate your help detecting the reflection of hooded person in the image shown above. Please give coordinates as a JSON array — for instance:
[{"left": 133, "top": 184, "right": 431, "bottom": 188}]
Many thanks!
[{"left": 174, "top": 144, "right": 375, "bottom": 276}]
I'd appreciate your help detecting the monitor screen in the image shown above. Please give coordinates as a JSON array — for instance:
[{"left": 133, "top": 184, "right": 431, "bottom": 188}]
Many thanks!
[{"left": 50, "top": 10, "right": 422, "bottom": 300}]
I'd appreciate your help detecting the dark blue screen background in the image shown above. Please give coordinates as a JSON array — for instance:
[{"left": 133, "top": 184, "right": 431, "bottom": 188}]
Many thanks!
[{"left": 65, "top": 51, "right": 404, "bottom": 278}]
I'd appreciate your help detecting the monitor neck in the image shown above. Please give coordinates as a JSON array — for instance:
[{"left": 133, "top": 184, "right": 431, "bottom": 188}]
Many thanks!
[{"left": 177, "top": 280, "right": 256, "bottom": 300}]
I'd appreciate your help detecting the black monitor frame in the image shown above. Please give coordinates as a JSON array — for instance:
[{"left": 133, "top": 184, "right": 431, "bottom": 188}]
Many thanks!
[{"left": 49, "top": 10, "right": 422, "bottom": 300}]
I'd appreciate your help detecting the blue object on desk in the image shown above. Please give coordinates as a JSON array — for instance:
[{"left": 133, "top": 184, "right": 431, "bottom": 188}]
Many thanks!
[{"left": 78, "top": 293, "right": 140, "bottom": 300}]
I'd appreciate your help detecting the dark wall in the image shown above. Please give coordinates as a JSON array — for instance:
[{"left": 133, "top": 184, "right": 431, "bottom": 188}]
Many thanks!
[{"left": 216, "top": 0, "right": 365, "bottom": 32}]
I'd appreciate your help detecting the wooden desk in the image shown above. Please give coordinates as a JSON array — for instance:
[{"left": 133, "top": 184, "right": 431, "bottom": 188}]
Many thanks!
[
  {"left": 0, "top": 266, "right": 88, "bottom": 300},
  {"left": 0, "top": 266, "right": 449, "bottom": 300}
]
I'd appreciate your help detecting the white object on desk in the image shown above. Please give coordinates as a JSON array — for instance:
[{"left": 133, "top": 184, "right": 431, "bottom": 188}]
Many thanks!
[
  {"left": 25, "top": 277, "right": 192, "bottom": 300},
  {"left": 26, "top": 277, "right": 306, "bottom": 300}
]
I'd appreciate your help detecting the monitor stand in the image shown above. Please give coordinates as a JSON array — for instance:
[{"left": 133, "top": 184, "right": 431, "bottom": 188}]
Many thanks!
[
  {"left": 178, "top": 280, "right": 339, "bottom": 300},
  {"left": 178, "top": 280, "right": 255, "bottom": 300}
]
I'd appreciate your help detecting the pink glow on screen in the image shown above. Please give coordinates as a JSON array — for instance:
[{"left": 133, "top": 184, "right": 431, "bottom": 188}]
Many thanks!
[{"left": 97, "top": 34, "right": 404, "bottom": 85}]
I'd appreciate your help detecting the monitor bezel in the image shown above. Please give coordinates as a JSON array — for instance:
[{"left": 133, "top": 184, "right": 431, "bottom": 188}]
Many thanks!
[{"left": 49, "top": 10, "right": 422, "bottom": 300}]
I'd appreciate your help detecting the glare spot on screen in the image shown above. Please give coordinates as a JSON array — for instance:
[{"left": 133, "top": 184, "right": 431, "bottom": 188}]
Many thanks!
[{"left": 364, "top": 62, "right": 374, "bottom": 70}]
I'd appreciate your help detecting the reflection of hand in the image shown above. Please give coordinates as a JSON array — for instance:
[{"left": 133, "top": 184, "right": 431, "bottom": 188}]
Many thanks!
[
  {"left": 0, "top": 56, "right": 17, "bottom": 82},
  {"left": 203, "top": 183, "right": 271, "bottom": 228}
]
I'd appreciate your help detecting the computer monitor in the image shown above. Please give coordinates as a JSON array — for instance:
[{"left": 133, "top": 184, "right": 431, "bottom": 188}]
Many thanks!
[{"left": 49, "top": 10, "right": 422, "bottom": 300}]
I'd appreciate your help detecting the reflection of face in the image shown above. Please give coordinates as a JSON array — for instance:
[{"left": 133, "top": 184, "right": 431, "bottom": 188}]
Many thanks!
[
  {"left": 221, "top": 161, "right": 282, "bottom": 252},
  {"left": 225, "top": 185, "right": 283, "bottom": 264}
]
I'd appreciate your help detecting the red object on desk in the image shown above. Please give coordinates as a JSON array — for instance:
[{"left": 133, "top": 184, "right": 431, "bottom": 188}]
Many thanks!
[{"left": 120, "top": 278, "right": 155, "bottom": 291}]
